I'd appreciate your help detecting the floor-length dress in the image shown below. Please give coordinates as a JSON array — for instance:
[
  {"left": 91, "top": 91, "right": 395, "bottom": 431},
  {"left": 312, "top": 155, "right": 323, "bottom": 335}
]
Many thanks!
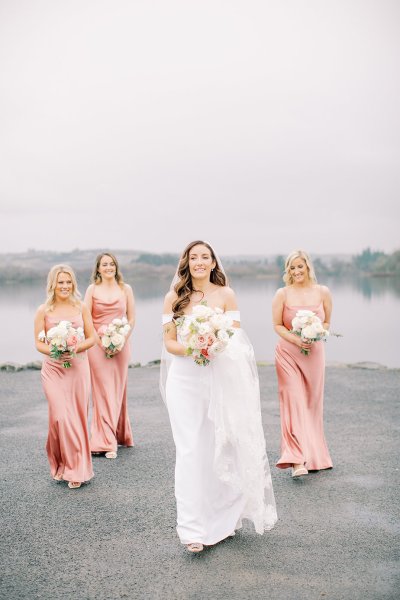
[
  {"left": 41, "top": 314, "right": 93, "bottom": 483},
  {"left": 164, "top": 312, "right": 277, "bottom": 546},
  {"left": 275, "top": 302, "right": 333, "bottom": 470},
  {"left": 88, "top": 296, "right": 134, "bottom": 453}
]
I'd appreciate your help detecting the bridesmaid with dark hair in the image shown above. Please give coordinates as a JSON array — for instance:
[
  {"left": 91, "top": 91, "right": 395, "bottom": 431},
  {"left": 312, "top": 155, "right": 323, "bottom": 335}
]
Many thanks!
[
  {"left": 85, "top": 252, "right": 135, "bottom": 459},
  {"left": 34, "top": 264, "right": 95, "bottom": 489},
  {"left": 272, "top": 249, "right": 333, "bottom": 478}
]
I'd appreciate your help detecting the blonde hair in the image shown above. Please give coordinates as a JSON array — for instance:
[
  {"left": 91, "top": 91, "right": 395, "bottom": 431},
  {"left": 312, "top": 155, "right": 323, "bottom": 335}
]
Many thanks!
[
  {"left": 283, "top": 250, "right": 317, "bottom": 286},
  {"left": 45, "top": 264, "right": 81, "bottom": 311},
  {"left": 91, "top": 252, "right": 124, "bottom": 288}
]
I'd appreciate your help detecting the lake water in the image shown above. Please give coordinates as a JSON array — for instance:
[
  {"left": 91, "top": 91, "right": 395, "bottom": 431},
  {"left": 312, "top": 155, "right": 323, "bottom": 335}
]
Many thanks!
[{"left": 1, "top": 276, "right": 399, "bottom": 368}]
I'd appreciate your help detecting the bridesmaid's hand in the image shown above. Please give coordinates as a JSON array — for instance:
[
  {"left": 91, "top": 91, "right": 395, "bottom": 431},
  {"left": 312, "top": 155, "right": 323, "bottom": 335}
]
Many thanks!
[{"left": 292, "top": 334, "right": 312, "bottom": 351}]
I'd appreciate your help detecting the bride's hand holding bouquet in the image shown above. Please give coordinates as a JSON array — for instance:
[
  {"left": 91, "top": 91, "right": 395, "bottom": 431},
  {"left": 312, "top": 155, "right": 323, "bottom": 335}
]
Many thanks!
[{"left": 176, "top": 304, "right": 234, "bottom": 366}]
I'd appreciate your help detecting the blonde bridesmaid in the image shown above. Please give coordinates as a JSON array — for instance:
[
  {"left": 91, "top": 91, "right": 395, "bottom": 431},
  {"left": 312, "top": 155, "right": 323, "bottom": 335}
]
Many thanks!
[
  {"left": 85, "top": 252, "right": 135, "bottom": 459},
  {"left": 34, "top": 265, "right": 95, "bottom": 489},
  {"left": 272, "top": 250, "right": 333, "bottom": 478}
]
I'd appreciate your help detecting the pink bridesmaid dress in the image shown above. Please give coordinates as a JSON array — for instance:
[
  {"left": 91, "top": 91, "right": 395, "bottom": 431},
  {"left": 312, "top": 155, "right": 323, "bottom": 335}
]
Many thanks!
[
  {"left": 275, "top": 301, "right": 333, "bottom": 471},
  {"left": 88, "top": 296, "right": 134, "bottom": 453},
  {"left": 41, "top": 314, "right": 94, "bottom": 483}
]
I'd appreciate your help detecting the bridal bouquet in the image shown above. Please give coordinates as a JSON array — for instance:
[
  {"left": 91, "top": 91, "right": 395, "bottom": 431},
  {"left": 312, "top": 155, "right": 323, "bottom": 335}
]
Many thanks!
[
  {"left": 98, "top": 317, "right": 131, "bottom": 358},
  {"left": 291, "top": 310, "right": 329, "bottom": 356},
  {"left": 38, "top": 320, "right": 84, "bottom": 368},
  {"left": 176, "top": 304, "right": 234, "bottom": 366}
]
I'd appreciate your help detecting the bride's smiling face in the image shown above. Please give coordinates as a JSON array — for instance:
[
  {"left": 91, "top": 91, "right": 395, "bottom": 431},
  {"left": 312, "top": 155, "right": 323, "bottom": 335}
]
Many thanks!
[{"left": 188, "top": 244, "right": 216, "bottom": 282}]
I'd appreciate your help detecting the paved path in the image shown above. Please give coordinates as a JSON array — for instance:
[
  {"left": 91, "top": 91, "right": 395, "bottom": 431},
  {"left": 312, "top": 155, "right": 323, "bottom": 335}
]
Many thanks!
[{"left": 0, "top": 366, "right": 398, "bottom": 600}]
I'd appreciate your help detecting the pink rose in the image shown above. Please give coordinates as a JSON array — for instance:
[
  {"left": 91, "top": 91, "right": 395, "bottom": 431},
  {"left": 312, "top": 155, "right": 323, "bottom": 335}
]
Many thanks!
[
  {"left": 206, "top": 333, "right": 217, "bottom": 347},
  {"left": 195, "top": 334, "right": 209, "bottom": 349},
  {"left": 67, "top": 334, "right": 78, "bottom": 349}
]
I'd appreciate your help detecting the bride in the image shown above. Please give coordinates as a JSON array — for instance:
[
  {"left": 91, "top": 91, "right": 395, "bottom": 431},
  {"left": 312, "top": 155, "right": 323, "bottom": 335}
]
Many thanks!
[{"left": 161, "top": 240, "right": 277, "bottom": 553}]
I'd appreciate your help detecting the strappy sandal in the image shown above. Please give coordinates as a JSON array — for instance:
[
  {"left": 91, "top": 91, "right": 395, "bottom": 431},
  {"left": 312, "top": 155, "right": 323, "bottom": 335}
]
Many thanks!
[
  {"left": 53, "top": 474, "right": 63, "bottom": 482},
  {"left": 68, "top": 481, "right": 82, "bottom": 489},
  {"left": 186, "top": 543, "right": 204, "bottom": 553},
  {"left": 105, "top": 451, "right": 117, "bottom": 459},
  {"left": 292, "top": 465, "right": 308, "bottom": 478}
]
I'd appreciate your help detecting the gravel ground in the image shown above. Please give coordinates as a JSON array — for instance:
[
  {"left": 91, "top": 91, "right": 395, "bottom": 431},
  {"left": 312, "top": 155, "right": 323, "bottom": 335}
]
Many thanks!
[{"left": 0, "top": 365, "right": 399, "bottom": 600}]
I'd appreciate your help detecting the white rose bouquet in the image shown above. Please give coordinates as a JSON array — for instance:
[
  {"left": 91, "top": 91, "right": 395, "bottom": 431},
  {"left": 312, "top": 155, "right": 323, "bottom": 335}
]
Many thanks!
[
  {"left": 38, "top": 320, "right": 84, "bottom": 368},
  {"left": 176, "top": 303, "right": 235, "bottom": 366},
  {"left": 291, "top": 310, "right": 329, "bottom": 356},
  {"left": 97, "top": 317, "right": 131, "bottom": 358}
]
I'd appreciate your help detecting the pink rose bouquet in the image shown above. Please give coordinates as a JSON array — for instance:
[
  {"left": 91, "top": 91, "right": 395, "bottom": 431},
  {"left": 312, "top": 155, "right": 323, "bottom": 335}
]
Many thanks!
[{"left": 176, "top": 304, "right": 234, "bottom": 366}]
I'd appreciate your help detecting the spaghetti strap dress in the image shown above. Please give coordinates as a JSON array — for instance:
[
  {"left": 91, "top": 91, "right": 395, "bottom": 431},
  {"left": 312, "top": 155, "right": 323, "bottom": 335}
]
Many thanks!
[
  {"left": 275, "top": 301, "right": 333, "bottom": 471},
  {"left": 41, "top": 313, "right": 93, "bottom": 483},
  {"left": 88, "top": 296, "right": 134, "bottom": 453}
]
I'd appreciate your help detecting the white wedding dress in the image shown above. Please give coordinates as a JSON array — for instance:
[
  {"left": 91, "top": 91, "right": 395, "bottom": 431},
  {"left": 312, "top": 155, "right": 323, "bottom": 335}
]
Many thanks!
[{"left": 161, "top": 311, "right": 277, "bottom": 545}]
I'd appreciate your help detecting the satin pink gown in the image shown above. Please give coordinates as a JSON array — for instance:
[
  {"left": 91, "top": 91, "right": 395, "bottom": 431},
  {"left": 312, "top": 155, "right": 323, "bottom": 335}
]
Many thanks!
[
  {"left": 41, "top": 314, "right": 93, "bottom": 483},
  {"left": 88, "top": 296, "right": 134, "bottom": 453},
  {"left": 275, "top": 301, "right": 333, "bottom": 471}
]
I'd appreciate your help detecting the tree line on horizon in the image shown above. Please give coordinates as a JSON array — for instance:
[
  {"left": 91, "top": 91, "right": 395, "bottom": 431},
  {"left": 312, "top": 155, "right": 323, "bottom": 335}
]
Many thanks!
[{"left": 0, "top": 247, "right": 399, "bottom": 284}]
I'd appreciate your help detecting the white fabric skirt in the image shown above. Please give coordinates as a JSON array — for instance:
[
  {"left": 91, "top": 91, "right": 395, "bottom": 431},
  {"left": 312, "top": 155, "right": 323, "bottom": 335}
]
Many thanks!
[
  {"left": 166, "top": 329, "right": 277, "bottom": 545},
  {"left": 166, "top": 356, "right": 246, "bottom": 545}
]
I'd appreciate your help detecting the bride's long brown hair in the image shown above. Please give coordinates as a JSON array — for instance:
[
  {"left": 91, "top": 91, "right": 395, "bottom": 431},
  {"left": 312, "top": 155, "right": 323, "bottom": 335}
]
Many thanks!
[{"left": 172, "top": 241, "right": 227, "bottom": 317}]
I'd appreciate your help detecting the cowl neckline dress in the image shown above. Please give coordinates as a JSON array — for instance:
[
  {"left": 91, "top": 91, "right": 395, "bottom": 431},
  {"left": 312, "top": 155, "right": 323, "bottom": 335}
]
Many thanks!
[
  {"left": 41, "top": 313, "right": 93, "bottom": 483},
  {"left": 275, "top": 301, "right": 333, "bottom": 471},
  {"left": 88, "top": 295, "right": 134, "bottom": 453}
]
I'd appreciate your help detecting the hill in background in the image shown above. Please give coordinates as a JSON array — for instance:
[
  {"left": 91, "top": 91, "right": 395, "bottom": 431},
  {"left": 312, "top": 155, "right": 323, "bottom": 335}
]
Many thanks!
[{"left": 0, "top": 248, "right": 398, "bottom": 284}]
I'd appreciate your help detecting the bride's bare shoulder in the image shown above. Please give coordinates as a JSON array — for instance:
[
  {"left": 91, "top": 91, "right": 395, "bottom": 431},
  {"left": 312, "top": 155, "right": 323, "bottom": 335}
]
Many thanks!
[{"left": 163, "top": 290, "right": 178, "bottom": 312}]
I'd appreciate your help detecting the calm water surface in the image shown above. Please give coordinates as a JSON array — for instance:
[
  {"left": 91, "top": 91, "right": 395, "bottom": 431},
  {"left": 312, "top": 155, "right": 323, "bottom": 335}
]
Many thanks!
[{"left": 2, "top": 276, "right": 399, "bottom": 368}]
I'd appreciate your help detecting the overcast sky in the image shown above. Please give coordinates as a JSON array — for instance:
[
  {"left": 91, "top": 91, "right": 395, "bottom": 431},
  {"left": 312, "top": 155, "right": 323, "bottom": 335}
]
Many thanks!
[{"left": 0, "top": 0, "right": 399, "bottom": 256}]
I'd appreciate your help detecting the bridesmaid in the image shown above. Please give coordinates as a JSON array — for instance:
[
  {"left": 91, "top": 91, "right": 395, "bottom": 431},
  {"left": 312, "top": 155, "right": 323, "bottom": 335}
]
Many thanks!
[
  {"left": 34, "top": 264, "right": 95, "bottom": 489},
  {"left": 272, "top": 250, "right": 333, "bottom": 478},
  {"left": 84, "top": 252, "right": 135, "bottom": 459}
]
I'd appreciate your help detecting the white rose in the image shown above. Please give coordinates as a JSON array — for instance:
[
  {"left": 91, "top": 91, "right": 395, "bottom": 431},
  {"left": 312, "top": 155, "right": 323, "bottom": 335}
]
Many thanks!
[
  {"left": 291, "top": 317, "right": 303, "bottom": 332},
  {"left": 52, "top": 337, "right": 66, "bottom": 350},
  {"left": 112, "top": 318, "right": 123, "bottom": 327},
  {"left": 107, "top": 324, "right": 116, "bottom": 333},
  {"left": 296, "top": 310, "right": 315, "bottom": 318},
  {"left": 313, "top": 321, "right": 325, "bottom": 334},
  {"left": 302, "top": 325, "right": 317, "bottom": 340},
  {"left": 102, "top": 335, "right": 111, "bottom": 348},
  {"left": 177, "top": 322, "right": 191, "bottom": 338},
  {"left": 217, "top": 330, "right": 229, "bottom": 343},
  {"left": 111, "top": 333, "right": 124, "bottom": 348},
  {"left": 121, "top": 317, "right": 128, "bottom": 325},
  {"left": 46, "top": 326, "right": 59, "bottom": 339},
  {"left": 210, "top": 314, "right": 232, "bottom": 330},
  {"left": 38, "top": 330, "right": 46, "bottom": 341},
  {"left": 122, "top": 325, "right": 131, "bottom": 336},
  {"left": 208, "top": 341, "right": 225, "bottom": 355},
  {"left": 76, "top": 327, "right": 84, "bottom": 340},
  {"left": 192, "top": 305, "right": 214, "bottom": 319},
  {"left": 196, "top": 322, "right": 212, "bottom": 335}
]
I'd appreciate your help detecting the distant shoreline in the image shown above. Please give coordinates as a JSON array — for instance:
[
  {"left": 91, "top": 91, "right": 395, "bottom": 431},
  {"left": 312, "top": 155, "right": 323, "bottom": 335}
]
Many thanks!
[{"left": 0, "top": 360, "right": 395, "bottom": 372}]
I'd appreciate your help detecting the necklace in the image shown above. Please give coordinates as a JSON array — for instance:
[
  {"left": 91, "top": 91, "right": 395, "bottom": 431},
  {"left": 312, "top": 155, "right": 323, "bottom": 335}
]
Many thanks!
[{"left": 192, "top": 289, "right": 205, "bottom": 303}]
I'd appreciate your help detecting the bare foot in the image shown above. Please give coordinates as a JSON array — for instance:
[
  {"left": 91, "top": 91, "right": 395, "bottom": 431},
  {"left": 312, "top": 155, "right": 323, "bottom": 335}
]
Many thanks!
[{"left": 186, "top": 543, "right": 204, "bottom": 553}]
